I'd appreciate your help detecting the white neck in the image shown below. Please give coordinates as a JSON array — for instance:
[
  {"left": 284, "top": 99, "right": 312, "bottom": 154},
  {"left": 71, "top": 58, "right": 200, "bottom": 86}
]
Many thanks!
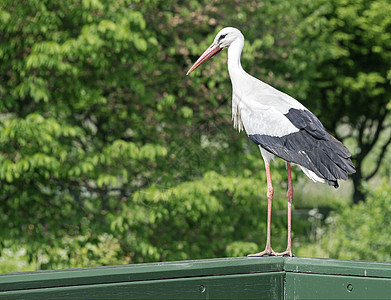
[
  {"left": 227, "top": 37, "right": 248, "bottom": 132},
  {"left": 227, "top": 38, "right": 246, "bottom": 84}
]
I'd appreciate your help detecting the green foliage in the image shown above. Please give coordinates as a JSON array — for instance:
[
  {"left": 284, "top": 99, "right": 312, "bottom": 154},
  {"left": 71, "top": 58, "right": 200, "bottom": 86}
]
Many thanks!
[
  {"left": 0, "top": 0, "right": 169, "bottom": 269},
  {"left": 316, "top": 183, "right": 391, "bottom": 262},
  {"left": 0, "top": 248, "right": 37, "bottom": 273},
  {"left": 288, "top": 0, "right": 391, "bottom": 125},
  {"left": 0, "top": 0, "right": 390, "bottom": 271},
  {"left": 1, "top": 0, "right": 293, "bottom": 269},
  {"left": 287, "top": 0, "right": 391, "bottom": 202},
  {"left": 112, "top": 171, "right": 289, "bottom": 263}
]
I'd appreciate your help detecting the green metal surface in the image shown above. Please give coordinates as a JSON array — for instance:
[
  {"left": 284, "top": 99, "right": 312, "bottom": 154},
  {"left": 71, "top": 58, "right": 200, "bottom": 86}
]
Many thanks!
[
  {"left": 1, "top": 272, "right": 285, "bottom": 300},
  {"left": 286, "top": 273, "right": 391, "bottom": 299},
  {"left": 0, "top": 257, "right": 284, "bottom": 292},
  {"left": 285, "top": 256, "right": 391, "bottom": 278},
  {"left": 0, "top": 257, "right": 390, "bottom": 299}
]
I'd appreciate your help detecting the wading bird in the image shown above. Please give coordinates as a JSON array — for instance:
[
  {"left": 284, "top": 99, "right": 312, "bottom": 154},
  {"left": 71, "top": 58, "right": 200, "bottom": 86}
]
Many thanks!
[{"left": 186, "top": 27, "right": 355, "bottom": 257}]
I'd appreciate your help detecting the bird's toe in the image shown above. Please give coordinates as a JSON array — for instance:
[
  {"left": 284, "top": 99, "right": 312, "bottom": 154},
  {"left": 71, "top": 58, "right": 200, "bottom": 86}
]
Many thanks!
[
  {"left": 275, "top": 249, "right": 294, "bottom": 257},
  {"left": 248, "top": 247, "right": 276, "bottom": 257}
]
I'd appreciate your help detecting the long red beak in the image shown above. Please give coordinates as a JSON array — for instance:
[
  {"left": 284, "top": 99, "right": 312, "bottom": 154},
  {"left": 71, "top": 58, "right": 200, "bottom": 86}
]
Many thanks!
[{"left": 186, "top": 43, "right": 222, "bottom": 75}]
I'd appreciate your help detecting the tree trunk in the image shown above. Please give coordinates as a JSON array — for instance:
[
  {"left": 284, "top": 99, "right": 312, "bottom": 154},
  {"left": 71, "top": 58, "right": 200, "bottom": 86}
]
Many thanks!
[{"left": 351, "top": 166, "right": 365, "bottom": 204}]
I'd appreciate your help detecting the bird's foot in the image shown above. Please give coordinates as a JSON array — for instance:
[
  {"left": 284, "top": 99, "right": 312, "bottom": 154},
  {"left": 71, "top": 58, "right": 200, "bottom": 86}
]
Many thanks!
[
  {"left": 275, "top": 248, "right": 294, "bottom": 257},
  {"left": 248, "top": 247, "right": 276, "bottom": 257}
]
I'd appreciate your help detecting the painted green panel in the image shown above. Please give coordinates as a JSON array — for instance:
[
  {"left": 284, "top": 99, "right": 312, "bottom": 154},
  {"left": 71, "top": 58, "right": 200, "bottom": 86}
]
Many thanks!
[
  {"left": 0, "top": 257, "right": 283, "bottom": 292},
  {"left": 2, "top": 257, "right": 391, "bottom": 299},
  {"left": 285, "top": 257, "right": 391, "bottom": 278},
  {"left": 0, "top": 272, "right": 285, "bottom": 300},
  {"left": 286, "top": 272, "right": 391, "bottom": 300}
]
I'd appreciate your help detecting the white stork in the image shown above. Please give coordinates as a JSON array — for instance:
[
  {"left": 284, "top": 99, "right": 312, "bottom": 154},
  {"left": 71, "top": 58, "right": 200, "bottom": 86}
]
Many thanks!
[{"left": 186, "top": 27, "right": 355, "bottom": 257}]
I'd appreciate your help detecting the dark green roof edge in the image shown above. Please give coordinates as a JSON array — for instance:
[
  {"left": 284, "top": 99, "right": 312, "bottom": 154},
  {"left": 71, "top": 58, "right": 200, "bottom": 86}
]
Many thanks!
[
  {"left": 0, "top": 257, "right": 390, "bottom": 293},
  {"left": 284, "top": 257, "right": 391, "bottom": 278}
]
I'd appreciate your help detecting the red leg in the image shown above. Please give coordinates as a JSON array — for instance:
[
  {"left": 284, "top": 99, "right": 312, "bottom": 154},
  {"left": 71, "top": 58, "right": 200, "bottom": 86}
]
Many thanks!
[
  {"left": 248, "top": 162, "right": 276, "bottom": 257},
  {"left": 276, "top": 162, "right": 294, "bottom": 257}
]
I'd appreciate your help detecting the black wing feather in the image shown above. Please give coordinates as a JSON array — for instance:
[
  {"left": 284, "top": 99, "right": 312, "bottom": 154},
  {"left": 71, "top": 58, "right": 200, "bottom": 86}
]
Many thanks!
[{"left": 249, "top": 108, "right": 355, "bottom": 188}]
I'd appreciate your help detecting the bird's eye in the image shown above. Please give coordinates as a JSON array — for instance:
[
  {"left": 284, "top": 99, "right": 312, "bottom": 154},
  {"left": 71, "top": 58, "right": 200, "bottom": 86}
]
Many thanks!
[{"left": 218, "top": 33, "right": 228, "bottom": 43}]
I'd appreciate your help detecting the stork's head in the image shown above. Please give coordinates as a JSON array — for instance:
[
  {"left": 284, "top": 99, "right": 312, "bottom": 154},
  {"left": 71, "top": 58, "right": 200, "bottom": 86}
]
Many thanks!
[{"left": 186, "top": 27, "right": 244, "bottom": 75}]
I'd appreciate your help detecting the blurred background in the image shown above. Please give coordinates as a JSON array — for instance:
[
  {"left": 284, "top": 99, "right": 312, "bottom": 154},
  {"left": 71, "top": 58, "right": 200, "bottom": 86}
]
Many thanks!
[{"left": 0, "top": 0, "right": 390, "bottom": 272}]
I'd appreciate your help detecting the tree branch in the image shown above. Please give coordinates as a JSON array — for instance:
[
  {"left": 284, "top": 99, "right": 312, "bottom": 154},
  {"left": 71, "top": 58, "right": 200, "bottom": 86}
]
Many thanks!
[
  {"left": 362, "top": 110, "right": 388, "bottom": 155},
  {"left": 356, "top": 118, "right": 366, "bottom": 161},
  {"left": 365, "top": 135, "right": 391, "bottom": 181}
]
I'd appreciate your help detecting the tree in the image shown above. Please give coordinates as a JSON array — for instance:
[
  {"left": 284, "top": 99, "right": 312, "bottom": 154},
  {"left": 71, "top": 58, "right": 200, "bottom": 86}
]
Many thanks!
[
  {"left": 147, "top": 0, "right": 391, "bottom": 205},
  {"left": 286, "top": 0, "right": 391, "bottom": 203},
  {"left": 1, "top": 0, "right": 389, "bottom": 270},
  {"left": 0, "top": 0, "right": 292, "bottom": 269},
  {"left": 0, "top": 0, "right": 170, "bottom": 268},
  {"left": 321, "top": 182, "right": 391, "bottom": 261}
]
